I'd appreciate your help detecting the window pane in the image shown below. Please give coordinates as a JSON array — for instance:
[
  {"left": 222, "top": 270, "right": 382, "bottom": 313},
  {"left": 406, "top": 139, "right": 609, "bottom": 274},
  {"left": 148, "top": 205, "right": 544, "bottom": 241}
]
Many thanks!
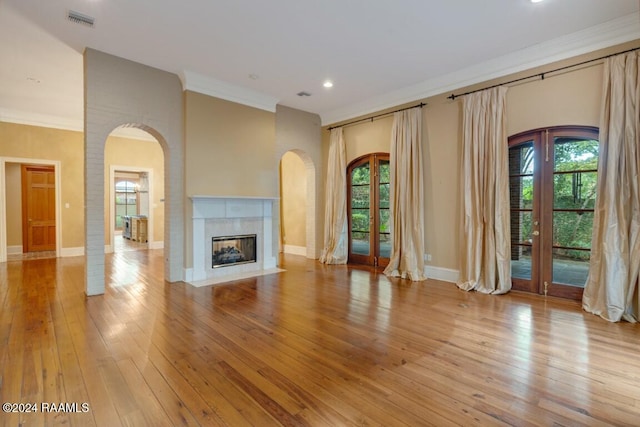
[
  {"left": 351, "top": 209, "right": 369, "bottom": 232},
  {"left": 552, "top": 248, "right": 589, "bottom": 287},
  {"left": 379, "top": 160, "right": 390, "bottom": 184},
  {"left": 510, "top": 210, "right": 533, "bottom": 280},
  {"left": 379, "top": 233, "right": 391, "bottom": 258},
  {"left": 553, "top": 211, "right": 594, "bottom": 250},
  {"left": 115, "top": 180, "right": 138, "bottom": 192},
  {"left": 115, "top": 192, "right": 127, "bottom": 205},
  {"left": 126, "top": 203, "right": 138, "bottom": 216},
  {"left": 351, "top": 163, "right": 370, "bottom": 185},
  {"left": 379, "top": 182, "right": 390, "bottom": 209},
  {"left": 509, "top": 176, "right": 533, "bottom": 209},
  {"left": 553, "top": 171, "right": 597, "bottom": 209},
  {"left": 511, "top": 246, "right": 532, "bottom": 280},
  {"left": 378, "top": 207, "right": 390, "bottom": 259},
  {"left": 510, "top": 210, "right": 533, "bottom": 245},
  {"left": 554, "top": 138, "right": 598, "bottom": 172},
  {"left": 509, "top": 141, "right": 535, "bottom": 175},
  {"left": 351, "top": 232, "right": 370, "bottom": 255},
  {"left": 351, "top": 185, "right": 370, "bottom": 209}
]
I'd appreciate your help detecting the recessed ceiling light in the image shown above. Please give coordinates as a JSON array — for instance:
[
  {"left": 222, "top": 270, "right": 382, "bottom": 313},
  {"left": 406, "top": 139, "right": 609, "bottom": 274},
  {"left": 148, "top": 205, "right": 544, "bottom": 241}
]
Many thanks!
[
  {"left": 323, "top": 81, "right": 333, "bottom": 88},
  {"left": 530, "top": 0, "right": 544, "bottom": 3}
]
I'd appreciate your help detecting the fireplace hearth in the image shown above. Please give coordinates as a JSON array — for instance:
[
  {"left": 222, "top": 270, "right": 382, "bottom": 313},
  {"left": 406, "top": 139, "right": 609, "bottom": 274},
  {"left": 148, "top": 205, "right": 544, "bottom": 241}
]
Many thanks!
[{"left": 212, "top": 234, "right": 257, "bottom": 268}]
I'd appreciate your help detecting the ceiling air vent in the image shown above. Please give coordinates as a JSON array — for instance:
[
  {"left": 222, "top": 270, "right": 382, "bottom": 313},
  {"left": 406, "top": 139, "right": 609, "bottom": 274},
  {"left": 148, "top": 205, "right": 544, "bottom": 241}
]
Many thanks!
[
  {"left": 297, "top": 91, "right": 311, "bottom": 97},
  {"left": 67, "top": 10, "right": 95, "bottom": 27}
]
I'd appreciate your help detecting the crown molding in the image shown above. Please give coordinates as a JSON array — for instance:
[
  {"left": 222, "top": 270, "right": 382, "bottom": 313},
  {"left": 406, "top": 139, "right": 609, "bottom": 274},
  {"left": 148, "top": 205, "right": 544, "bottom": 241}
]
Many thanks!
[
  {"left": 0, "top": 108, "right": 157, "bottom": 141},
  {"left": 0, "top": 108, "right": 83, "bottom": 132},
  {"left": 320, "top": 12, "right": 640, "bottom": 126},
  {"left": 180, "top": 70, "right": 279, "bottom": 112}
]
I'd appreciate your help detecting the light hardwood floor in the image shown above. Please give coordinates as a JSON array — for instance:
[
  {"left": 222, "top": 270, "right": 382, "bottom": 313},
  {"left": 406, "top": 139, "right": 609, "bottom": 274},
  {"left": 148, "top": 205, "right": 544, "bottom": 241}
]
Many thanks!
[{"left": 1, "top": 250, "right": 639, "bottom": 426}]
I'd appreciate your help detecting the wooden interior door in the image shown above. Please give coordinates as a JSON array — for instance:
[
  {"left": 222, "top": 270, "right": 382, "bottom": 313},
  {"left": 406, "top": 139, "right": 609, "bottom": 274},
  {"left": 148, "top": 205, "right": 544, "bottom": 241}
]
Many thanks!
[{"left": 21, "top": 164, "right": 56, "bottom": 252}]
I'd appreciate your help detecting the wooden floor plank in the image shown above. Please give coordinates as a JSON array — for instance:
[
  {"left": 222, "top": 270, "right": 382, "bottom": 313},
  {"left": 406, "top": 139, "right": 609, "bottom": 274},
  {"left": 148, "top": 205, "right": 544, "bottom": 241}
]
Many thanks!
[{"left": 1, "top": 250, "right": 639, "bottom": 426}]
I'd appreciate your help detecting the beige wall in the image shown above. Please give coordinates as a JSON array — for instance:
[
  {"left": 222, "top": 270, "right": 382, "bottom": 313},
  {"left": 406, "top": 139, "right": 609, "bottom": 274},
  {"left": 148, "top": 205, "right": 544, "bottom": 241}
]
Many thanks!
[
  {"left": 184, "top": 91, "right": 277, "bottom": 267},
  {"left": 0, "top": 121, "right": 84, "bottom": 249},
  {"left": 0, "top": 121, "right": 166, "bottom": 252},
  {"left": 507, "top": 65, "right": 601, "bottom": 134},
  {"left": 5, "top": 163, "right": 22, "bottom": 247},
  {"left": 322, "top": 54, "right": 605, "bottom": 273},
  {"left": 104, "top": 134, "right": 165, "bottom": 245},
  {"left": 280, "top": 152, "right": 307, "bottom": 248},
  {"left": 185, "top": 91, "right": 277, "bottom": 198},
  {"left": 422, "top": 101, "right": 461, "bottom": 270},
  {"left": 275, "top": 105, "right": 322, "bottom": 258},
  {"left": 343, "top": 115, "right": 394, "bottom": 162}
]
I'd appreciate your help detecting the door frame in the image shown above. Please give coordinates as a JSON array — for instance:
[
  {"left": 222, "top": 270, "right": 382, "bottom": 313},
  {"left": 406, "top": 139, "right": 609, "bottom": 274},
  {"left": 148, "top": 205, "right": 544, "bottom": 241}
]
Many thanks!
[
  {"left": 347, "top": 152, "right": 390, "bottom": 268},
  {"left": 508, "top": 125, "right": 598, "bottom": 300},
  {"left": 0, "top": 157, "right": 62, "bottom": 261},
  {"left": 21, "top": 164, "right": 56, "bottom": 253},
  {"left": 108, "top": 165, "right": 154, "bottom": 253}
]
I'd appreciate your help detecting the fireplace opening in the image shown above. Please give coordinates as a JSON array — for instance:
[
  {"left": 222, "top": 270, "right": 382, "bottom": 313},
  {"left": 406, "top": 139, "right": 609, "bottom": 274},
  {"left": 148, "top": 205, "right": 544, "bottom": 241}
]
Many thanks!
[{"left": 212, "top": 234, "right": 257, "bottom": 268}]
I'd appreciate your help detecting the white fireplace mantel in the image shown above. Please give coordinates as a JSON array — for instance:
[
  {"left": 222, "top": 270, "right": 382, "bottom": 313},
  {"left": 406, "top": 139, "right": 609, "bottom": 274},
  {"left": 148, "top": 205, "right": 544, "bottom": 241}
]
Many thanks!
[{"left": 187, "top": 196, "right": 279, "bottom": 286}]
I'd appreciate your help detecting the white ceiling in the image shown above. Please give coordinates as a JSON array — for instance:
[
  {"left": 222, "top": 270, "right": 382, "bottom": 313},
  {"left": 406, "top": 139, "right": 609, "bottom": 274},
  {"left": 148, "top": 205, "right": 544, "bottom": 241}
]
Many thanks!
[{"left": 1, "top": 0, "right": 639, "bottom": 129}]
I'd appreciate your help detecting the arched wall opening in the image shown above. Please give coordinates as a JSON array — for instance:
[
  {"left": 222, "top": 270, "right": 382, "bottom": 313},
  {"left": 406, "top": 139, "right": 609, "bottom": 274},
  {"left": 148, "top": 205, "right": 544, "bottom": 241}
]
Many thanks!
[
  {"left": 104, "top": 127, "right": 164, "bottom": 254},
  {"left": 84, "top": 48, "right": 184, "bottom": 295},
  {"left": 279, "top": 149, "right": 316, "bottom": 259},
  {"left": 274, "top": 105, "right": 323, "bottom": 260}
]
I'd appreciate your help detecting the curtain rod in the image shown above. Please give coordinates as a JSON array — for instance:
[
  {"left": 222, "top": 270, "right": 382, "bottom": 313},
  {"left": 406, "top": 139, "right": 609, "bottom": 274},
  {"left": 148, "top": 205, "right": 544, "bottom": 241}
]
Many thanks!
[
  {"left": 327, "top": 102, "right": 426, "bottom": 131},
  {"left": 447, "top": 46, "right": 640, "bottom": 100}
]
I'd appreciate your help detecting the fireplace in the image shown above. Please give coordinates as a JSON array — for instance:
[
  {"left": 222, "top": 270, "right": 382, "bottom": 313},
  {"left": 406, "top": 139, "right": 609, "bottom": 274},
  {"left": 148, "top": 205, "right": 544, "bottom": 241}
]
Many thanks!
[
  {"left": 212, "top": 234, "right": 257, "bottom": 268},
  {"left": 187, "top": 196, "right": 278, "bottom": 286}
]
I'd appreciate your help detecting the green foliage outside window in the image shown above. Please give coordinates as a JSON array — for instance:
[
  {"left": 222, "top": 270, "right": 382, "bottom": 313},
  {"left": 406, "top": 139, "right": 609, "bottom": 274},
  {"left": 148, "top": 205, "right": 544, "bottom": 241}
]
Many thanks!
[{"left": 511, "top": 138, "right": 598, "bottom": 262}]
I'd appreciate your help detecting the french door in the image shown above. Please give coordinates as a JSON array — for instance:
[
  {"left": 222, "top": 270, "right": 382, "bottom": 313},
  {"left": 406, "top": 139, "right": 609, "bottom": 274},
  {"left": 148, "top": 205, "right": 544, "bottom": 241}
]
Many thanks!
[
  {"left": 347, "top": 153, "right": 390, "bottom": 267},
  {"left": 509, "top": 126, "right": 598, "bottom": 300}
]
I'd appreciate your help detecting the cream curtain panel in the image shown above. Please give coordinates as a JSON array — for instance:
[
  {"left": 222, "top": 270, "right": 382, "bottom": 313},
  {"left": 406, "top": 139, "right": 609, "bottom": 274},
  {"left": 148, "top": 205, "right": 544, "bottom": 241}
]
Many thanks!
[
  {"left": 583, "top": 52, "right": 640, "bottom": 322},
  {"left": 320, "top": 128, "right": 348, "bottom": 264},
  {"left": 457, "top": 87, "right": 511, "bottom": 294},
  {"left": 383, "top": 107, "right": 426, "bottom": 281}
]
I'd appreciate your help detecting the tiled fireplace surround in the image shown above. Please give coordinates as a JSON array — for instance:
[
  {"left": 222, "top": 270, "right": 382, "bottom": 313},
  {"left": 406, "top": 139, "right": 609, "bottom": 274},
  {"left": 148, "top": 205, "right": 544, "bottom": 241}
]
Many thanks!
[{"left": 188, "top": 196, "right": 278, "bottom": 286}]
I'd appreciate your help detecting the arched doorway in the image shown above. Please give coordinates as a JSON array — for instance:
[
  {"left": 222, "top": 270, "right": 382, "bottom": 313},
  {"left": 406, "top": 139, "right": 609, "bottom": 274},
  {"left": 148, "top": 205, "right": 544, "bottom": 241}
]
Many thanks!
[
  {"left": 279, "top": 149, "right": 316, "bottom": 259},
  {"left": 105, "top": 127, "right": 164, "bottom": 254},
  {"left": 84, "top": 48, "right": 184, "bottom": 296}
]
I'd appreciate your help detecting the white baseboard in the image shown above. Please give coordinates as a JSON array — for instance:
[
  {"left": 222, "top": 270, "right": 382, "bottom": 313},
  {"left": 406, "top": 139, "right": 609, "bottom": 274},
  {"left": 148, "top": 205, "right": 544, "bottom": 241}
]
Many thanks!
[
  {"left": 7, "top": 245, "right": 23, "bottom": 255},
  {"left": 149, "top": 241, "right": 164, "bottom": 250},
  {"left": 283, "top": 244, "right": 306, "bottom": 256},
  {"left": 424, "top": 266, "right": 459, "bottom": 283},
  {"left": 61, "top": 247, "right": 85, "bottom": 257}
]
